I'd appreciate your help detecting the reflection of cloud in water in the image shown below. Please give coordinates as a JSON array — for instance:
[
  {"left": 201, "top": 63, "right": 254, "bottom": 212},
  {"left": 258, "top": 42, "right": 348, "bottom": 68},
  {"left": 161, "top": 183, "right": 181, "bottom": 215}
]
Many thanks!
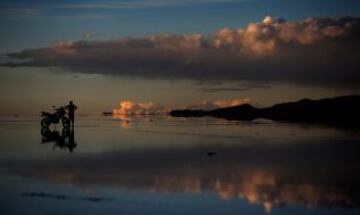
[
  {"left": 149, "top": 171, "right": 354, "bottom": 213},
  {"left": 5, "top": 139, "right": 360, "bottom": 212},
  {"left": 112, "top": 113, "right": 132, "bottom": 128}
]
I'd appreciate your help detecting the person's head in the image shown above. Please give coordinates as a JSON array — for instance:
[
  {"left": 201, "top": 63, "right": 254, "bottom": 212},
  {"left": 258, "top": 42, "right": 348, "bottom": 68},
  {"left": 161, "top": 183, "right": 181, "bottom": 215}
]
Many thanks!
[{"left": 69, "top": 101, "right": 73, "bottom": 105}]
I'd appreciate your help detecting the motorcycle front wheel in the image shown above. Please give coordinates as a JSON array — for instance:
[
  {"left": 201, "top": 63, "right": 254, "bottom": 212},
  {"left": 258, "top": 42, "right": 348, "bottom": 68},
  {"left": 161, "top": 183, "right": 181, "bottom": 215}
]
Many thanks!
[
  {"left": 41, "top": 118, "right": 50, "bottom": 127},
  {"left": 62, "top": 117, "right": 70, "bottom": 128}
]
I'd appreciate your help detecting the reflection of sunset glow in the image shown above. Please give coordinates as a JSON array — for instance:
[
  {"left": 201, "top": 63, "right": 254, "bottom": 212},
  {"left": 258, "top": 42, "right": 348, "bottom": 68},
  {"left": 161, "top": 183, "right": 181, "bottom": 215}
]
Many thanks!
[
  {"left": 145, "top": 171, "right": 353, "bottom": 213},
  {"left": 112, "top": 113, "right": 131, "bottom": 128},
  {"left": 240, "top": 171, "right": 276, "bottom": 208},
  {"left": 10, "top": 165, "right": 356, "bottom": 213}
]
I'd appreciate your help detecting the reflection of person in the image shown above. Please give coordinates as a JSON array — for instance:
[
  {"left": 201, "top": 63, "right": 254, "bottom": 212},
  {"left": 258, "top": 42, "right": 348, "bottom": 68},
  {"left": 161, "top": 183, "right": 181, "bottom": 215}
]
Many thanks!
[
  {"left": 41, "top": 127, "right": 77, "bottom": 153},
  {"left": 66, "top": 101, "right": 77, "bottom": 127},
  {"left": 67, "top": 128, "right": 77, "bottom": 152}
]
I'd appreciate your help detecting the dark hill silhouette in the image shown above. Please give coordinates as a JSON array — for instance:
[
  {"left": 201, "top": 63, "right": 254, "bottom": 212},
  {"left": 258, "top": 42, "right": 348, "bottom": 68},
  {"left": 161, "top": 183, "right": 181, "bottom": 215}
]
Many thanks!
[
  {"left": 170, "top": 95, "right": 360, "bottom": 126},
  {"left": 208, "top": 103, "right": 260, "bottom": 120}
]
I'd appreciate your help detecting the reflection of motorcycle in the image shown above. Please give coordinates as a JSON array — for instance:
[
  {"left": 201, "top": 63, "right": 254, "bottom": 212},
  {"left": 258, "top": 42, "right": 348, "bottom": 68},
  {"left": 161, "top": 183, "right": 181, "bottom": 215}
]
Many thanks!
[
  {"left": 41, "top": 106, "right": 70, "bottom": 127},
  {"left": 41, "top": 127, "right": 76, "bottom": 152}
]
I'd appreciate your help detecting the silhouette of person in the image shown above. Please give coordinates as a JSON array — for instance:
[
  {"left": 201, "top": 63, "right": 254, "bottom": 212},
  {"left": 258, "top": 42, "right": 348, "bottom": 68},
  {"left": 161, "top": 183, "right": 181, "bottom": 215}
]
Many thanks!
[{"left": 66, "top": 101, "right": 77, "bottom": 127}]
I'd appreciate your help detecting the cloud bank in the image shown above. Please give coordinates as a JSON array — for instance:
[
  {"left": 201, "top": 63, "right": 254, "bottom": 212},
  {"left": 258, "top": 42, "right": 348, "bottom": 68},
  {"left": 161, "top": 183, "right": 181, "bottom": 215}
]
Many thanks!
[
  {"left": 2, "top": 16, "right": 360, "bottom": 87},
  {"left": 112, "top": 100, "right": 168, "bottom": 116},
  {"left": 112, "top": 98, "right": 250, "bottom": 117},
  {"left": 185, "top": 98, "right": 251, "bottom": 110}
]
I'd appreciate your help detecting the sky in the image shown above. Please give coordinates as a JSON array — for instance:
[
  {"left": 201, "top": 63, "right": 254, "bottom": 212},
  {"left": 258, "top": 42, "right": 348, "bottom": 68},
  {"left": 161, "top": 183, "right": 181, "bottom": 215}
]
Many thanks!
[
  {"left": 1, "top": 0, "right": 360, "bottom": 52},
  {"left": 0, "top": 0, "right": 360, "bottom": 114}
]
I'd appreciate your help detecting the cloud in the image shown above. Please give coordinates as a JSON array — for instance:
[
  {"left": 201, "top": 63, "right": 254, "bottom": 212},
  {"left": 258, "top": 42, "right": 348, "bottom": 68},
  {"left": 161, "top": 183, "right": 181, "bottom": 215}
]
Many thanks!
[
  {"left": 184, "top": 98, "right": 251, "bottom": 110},
  {"left": 112, "top": 100, "right": 169, "bottom": 116},
  {"left": 197, "top": 82, "right": 272, "bottom": 92},
  {"left": 2, "top": 16, "right": 360, "bottom": 88},
  {"left": 198, "top": 87, "right": 251, "bottom": 93}
]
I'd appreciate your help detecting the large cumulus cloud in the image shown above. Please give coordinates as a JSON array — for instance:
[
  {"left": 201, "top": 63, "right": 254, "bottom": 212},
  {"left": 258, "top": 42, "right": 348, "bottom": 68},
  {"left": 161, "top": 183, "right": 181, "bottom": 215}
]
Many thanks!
[{"left": 2, "top": 16, "right": 360, "bottom": 87}]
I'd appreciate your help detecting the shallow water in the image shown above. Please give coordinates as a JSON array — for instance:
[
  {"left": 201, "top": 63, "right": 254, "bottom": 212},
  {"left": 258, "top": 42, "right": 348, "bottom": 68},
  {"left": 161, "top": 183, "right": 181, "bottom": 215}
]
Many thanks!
[{"left": 1, "top": 116, "right": 360, "bottom": 215}]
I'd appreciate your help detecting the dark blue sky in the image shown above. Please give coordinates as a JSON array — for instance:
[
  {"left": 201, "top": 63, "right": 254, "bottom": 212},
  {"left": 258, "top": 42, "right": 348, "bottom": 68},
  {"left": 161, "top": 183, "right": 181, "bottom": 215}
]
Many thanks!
[{"left": 1, "top": 0, "right": 360, "bottom": 52}]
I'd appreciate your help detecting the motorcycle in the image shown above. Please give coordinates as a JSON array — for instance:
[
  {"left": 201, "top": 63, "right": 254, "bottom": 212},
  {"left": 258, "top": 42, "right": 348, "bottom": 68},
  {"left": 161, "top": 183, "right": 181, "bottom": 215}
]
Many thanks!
[{"left": 41, "top": 106, "right": 70, "bottom": 128}]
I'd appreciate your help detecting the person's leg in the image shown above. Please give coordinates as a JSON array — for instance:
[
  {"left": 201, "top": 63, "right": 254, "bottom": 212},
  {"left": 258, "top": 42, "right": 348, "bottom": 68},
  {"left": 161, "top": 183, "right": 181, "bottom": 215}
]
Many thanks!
[{"left": 68, "top": 113, "right": 73, "bottom": 127}]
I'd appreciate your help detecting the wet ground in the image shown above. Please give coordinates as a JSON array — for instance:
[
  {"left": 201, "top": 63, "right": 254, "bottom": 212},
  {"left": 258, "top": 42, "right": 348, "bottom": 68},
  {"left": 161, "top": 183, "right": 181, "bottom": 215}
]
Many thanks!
[{"left": 0, "top": 115, "right": 360, "bottom": 215}]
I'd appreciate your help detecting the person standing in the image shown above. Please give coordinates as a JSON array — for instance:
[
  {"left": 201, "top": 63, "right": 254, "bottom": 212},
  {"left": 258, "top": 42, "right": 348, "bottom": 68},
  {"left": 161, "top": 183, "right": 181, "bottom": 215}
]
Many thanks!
[{"left": 66, "top": 101, "right": 77, "bottom": 127}]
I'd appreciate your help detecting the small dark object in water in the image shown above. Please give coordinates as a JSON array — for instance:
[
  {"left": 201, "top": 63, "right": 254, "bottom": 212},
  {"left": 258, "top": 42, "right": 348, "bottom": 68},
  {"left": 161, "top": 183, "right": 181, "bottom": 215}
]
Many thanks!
[
  {"left": 102, "top": 111, "right": 112, "bottom": 116},
  {"left": 21, "top": 192, "right": 113, "bottom": 202},
  {"left": 207, "top": 152, "right": 216, "bottom": 156}
]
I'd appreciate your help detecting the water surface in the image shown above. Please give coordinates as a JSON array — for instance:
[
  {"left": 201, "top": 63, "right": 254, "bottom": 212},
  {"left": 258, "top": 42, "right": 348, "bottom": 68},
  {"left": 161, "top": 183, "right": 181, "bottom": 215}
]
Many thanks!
[{"left": 0, "top": 116, "right": 360, "bottom": 215}]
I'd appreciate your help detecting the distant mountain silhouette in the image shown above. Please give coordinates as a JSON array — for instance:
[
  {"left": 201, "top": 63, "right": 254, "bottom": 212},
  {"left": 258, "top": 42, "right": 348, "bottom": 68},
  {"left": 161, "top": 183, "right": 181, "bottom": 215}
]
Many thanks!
[{"left": 170, "top": 95, "right": 360, "bottom": 126}]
